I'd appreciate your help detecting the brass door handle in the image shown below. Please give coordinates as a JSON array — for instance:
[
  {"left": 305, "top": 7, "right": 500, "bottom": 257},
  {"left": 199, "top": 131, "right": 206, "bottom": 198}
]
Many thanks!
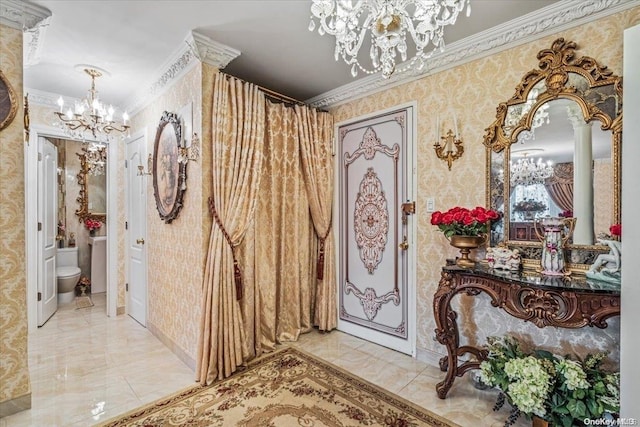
[
  {"left": 399, "top": 236, "right": 409, "bottom": 250},
  {"left": 136, "top": 238, "right": 145, "bottom": 245}
]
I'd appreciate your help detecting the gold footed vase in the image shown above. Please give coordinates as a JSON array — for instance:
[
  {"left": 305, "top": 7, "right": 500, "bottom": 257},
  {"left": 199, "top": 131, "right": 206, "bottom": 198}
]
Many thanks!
[{"left": 448, "top": 235, "right": 486, "bottom": 268}]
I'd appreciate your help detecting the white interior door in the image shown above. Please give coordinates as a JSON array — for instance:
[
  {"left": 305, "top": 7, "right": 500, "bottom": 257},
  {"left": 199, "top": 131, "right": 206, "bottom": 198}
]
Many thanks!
[
  {"left": 38, "top": 137, "right": 58, "bottom": 326},
  {"left": 337, "top": 106, "right": 416, "bottom": 356},
  {"left": 126, "top": 134, "right": 147, "bottom": 326}
]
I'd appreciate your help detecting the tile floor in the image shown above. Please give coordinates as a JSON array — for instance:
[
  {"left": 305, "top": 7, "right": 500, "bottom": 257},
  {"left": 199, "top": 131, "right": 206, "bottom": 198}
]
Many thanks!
[{"left": 1, "top": 294, "right": 527, "bottom": 427}]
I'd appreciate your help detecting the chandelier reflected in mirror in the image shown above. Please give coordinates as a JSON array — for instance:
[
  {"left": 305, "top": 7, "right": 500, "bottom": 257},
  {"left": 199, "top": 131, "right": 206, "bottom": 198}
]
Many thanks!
[
  {"left": 54, "top": 66, "right": 130, "bottom": 143},
  {"left": 82, "top": 145, "right": 107, "bottom": 176},
  {"left": 510, "top": 151, "right": 554, "bottom": 187},
  {"left": 309, "top": 0, "right": 470, "bottom": 78},
  {"left": 505, "top": 88, "right": 550, "bottom": 141}
]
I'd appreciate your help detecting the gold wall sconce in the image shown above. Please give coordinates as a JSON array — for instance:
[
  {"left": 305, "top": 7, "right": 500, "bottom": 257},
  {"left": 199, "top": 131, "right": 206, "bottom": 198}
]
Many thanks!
[
  {"left": 137, "top": 132, "right": 199, "bottom": 176},
  {"left": 137, "top": 153, "right": 153, "bottom": 176},
  {"left": 433, "top": 115, "right": 464, "bottom": 170},
  {"left": 178, "top": 132, "right": 200, "bottom": 164}
]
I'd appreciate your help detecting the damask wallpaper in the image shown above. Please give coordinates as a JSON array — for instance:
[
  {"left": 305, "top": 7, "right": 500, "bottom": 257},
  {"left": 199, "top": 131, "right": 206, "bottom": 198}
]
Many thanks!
[
  {"left": 0, "top": 23, "right": 30, "bottom": 413},
  {"left": 129, "top": 63, "right": 206, "bottom": 366},
  {"left": 331, "top": 8, "right": 639, "bottom": 365}
]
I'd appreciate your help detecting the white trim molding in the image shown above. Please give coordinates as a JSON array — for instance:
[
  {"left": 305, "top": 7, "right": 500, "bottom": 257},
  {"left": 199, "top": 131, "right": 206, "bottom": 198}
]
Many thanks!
[
  {"left": 306, "top": 0, "right": 639, "bottom": 108},
  {"left": 23, "top": 16, "right": 50, "bottom": 68},
  {"left": 1, "top": 0, "right": 50, "bottom": 68},
  {"left": 0, "top": 0, "right": 50, "bottom": 30},
  {"left": 123, "top": 31, "right": 240, "bottom": 116},
  {"left": 27, "top": 88, "right": 76, "bottom": 108},
  {"left": 124, "top": 47, "right": 198, "bottom": 116},
  {"left": 187, "top": 31, "right": 241, "bottom": 69}
]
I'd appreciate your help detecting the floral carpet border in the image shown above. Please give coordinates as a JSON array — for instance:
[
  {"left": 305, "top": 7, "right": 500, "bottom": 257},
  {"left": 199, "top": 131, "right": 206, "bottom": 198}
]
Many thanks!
[{"left": 98, "top": 346, "right": 459, "bottom": 427}]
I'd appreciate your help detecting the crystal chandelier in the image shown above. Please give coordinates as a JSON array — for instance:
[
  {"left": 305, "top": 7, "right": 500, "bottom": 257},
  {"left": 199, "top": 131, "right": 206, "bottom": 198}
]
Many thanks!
[
  {"left": 510, "top": 154, "right": 554, "bottom": 187},
  {"left": 55, "top": 67, "right": 130, "bottom": 143},
  {"left": 309, "top": 0, "right": 470, "bottom": 79},
  {"left": 83, "top": 145, "right": 107, "bottom": 176},
  {"left": 506, "top": 88, "right": 550, "bottom": 141}
]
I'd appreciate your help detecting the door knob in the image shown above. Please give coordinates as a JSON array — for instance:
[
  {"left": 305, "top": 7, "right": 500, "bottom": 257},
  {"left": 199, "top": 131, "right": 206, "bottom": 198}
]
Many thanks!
[
  {"left": 399, "top": 236, "right": 409, "bottom": 250},
  {"left": 136, "top": 238, "right": 145, "bottom": 245}
]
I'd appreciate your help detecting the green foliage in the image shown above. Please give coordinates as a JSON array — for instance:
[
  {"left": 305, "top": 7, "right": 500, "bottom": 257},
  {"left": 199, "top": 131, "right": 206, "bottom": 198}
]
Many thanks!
[{"left": 479, "top": 336, "right": 619, "bottom": 427}]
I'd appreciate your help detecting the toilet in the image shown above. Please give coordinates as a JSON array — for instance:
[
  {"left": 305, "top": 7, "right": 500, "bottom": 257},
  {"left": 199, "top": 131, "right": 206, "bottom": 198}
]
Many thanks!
[{"left": 57, "top": 247, "right": 81, "bottom": 304}]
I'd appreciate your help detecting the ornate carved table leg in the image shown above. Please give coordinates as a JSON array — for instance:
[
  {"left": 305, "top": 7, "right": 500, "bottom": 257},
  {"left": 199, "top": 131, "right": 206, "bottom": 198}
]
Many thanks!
[{"left": 433, "top": 270, "right": 460, "bottom": 399}]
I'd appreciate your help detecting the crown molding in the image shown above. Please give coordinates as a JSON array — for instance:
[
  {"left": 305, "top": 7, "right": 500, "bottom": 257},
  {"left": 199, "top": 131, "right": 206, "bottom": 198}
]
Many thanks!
[
  {"left": 23, "top": 16, "right": 50, "bottom": 68},
  {"left": 306, "top": 0, "right": 638, "bottom": 109},
  {"left": 124, "top": 47, "right": 198, "bottom": 116},
  {"left": 26, "top": 89, "right": 99, "bottom": 115},
  {"left": 0, "top": 0, "right": 50, "bottom": 30},
  {"left": 122, "top": 32, "right": 241, "bottom": 116},
  {"left": 25, "top": 88, "right": 60, "bottom": 107},
  {"left": 187, "top": 31, "right": 241, "bottom": 69},
  {"left": 1, "top": 0, "right": 52, "bottom": 68}
]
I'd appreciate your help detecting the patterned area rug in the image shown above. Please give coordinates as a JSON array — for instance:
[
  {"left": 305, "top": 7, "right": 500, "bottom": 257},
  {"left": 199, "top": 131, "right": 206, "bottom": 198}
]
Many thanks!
[
  {"left": 75, "top": 295, "right": 94, "bottom": 309},
  {"left": 98, "top": 347, "right": 458, "bottom": 427}
]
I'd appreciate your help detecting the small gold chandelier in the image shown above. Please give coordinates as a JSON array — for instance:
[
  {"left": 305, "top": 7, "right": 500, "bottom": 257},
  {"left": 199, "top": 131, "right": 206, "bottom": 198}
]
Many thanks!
[
  {"left": 309, "top": 0, "right": 470, "bottom": 79},
  {"left": 55, "top": 67, "right": 130, "bottom": 143}
]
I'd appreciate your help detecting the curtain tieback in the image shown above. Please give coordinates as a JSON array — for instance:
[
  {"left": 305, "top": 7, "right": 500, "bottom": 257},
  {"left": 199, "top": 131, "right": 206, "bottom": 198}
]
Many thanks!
[
  {"left": 317, "top": 219, "right": 332, "bottom": 281},
  {"left": 208, "top": 197, "right": 243, "bottom": 300}
]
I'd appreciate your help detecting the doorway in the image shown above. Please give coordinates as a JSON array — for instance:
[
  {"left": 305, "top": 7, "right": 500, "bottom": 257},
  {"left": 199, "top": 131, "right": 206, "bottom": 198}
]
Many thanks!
[
  {"left": 37, "top": 137, "right": 58, "bottom": 325},
  {"left": 26, "top": 126, "right": 119, "bottom": 331},
  {"left": 335, "top": 104, "right": 417, "bottom": 356},
  {"left": 125, "top": 131, "right": 148, "bottom": 326}
]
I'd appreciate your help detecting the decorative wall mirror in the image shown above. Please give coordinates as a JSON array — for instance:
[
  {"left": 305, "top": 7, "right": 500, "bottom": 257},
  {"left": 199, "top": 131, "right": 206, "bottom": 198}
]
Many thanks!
[
  {"left": 484, "top": 38, "right": 622, "bottom": 271},
  {"left": 152, "top": 111, "right": 186, "bottom": 224},
  {"left": 76, "top": 146, "right": 107, "bottom": 223}
]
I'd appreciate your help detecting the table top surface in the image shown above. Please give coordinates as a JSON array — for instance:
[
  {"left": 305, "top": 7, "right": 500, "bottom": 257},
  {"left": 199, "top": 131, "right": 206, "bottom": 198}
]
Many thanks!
[{"left": 444, "top": 262, "right": 621, "bottom": 295}]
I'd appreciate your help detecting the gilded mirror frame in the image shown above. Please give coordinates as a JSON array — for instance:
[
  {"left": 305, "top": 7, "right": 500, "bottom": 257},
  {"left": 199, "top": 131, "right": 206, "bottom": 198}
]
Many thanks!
[
  {"left": 76, "top": 147, "right": 107, "bottom": 223},
  {"left": 483, "top": 38, "right": 622, "bottom": 272}
]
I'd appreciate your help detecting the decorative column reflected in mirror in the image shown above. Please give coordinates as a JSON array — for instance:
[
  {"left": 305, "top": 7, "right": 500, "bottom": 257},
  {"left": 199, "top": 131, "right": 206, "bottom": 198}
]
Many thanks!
[{"left": 566, "top": 104, "right": 594, "bottom": 245}]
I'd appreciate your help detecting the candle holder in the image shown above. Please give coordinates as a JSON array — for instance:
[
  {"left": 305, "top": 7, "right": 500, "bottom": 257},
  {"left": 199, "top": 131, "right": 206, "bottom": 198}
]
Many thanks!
[
  {"left": 434, "top": 129, "right": 464, "bottom": 170},
  {"left": 178, "top": 133, "right": 200, "bottom": 164},
  {"left": 137, "top": 153, "right": 153, "bottom": 176}
]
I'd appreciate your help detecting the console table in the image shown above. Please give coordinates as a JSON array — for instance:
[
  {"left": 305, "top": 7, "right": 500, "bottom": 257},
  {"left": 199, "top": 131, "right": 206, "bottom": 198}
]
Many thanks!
[{"left": 433, "top": 264, "right": 620, "bottom": 399}]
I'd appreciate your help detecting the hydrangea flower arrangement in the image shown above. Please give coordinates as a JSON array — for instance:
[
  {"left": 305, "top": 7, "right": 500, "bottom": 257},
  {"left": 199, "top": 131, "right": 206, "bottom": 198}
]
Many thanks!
[{"left": 478, "top": 336, "right": 619, "bottom": 427}]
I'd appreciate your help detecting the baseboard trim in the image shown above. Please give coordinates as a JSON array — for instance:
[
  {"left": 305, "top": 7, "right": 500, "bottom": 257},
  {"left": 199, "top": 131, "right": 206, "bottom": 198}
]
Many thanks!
[
  {"left": 147, "top": 321, "right": 196, "bottom": 371},
  {"left": 416, "top": 347, "right": 445, "bottom": 368},
  {"left": 0, "top": 392, "right": 31, "bottom": 418}
]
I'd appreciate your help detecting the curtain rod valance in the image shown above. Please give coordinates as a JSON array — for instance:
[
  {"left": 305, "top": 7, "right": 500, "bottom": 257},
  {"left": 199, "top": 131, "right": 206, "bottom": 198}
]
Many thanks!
[{"left": 219, "top": 72, "right": 306, "bottom": 107}]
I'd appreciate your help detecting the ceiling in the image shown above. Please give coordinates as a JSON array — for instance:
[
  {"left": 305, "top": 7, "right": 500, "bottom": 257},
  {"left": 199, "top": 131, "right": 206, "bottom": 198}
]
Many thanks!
[{"left": 23, "top": 0, "right": 563, "bottom": 110}]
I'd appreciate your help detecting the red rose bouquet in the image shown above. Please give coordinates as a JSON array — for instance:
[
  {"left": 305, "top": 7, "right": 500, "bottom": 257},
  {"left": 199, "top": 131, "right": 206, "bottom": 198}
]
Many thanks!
[
  {"left": 84, "top": 219, "right": 102, "bottom": 231},
  {"left": 558, "top": 209, "right": 573, "bottom": 218},
  {"left": 431, "top": 206, "right": 500, "bottom": 238},
  {"left": 609, "top": 223, "right": 621, "bottom": 238}
]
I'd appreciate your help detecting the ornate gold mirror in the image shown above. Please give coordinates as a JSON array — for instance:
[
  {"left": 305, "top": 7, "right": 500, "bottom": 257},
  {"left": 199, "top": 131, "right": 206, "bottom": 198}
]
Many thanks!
[
  {"left": 484, "top": 38, "right": 622, "bottom": 270},
  {"left": 76, "top": 146, "right": 107, "bottom": 223}
]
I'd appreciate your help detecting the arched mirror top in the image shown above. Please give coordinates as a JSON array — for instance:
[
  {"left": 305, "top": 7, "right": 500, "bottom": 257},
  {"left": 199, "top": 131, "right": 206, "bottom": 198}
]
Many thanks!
[
  {"left": 484, "top": 38, "right": 622, "bottom": 153},
  {"left": 483, "top": 38, "right": 622, "bottom": 271}
]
